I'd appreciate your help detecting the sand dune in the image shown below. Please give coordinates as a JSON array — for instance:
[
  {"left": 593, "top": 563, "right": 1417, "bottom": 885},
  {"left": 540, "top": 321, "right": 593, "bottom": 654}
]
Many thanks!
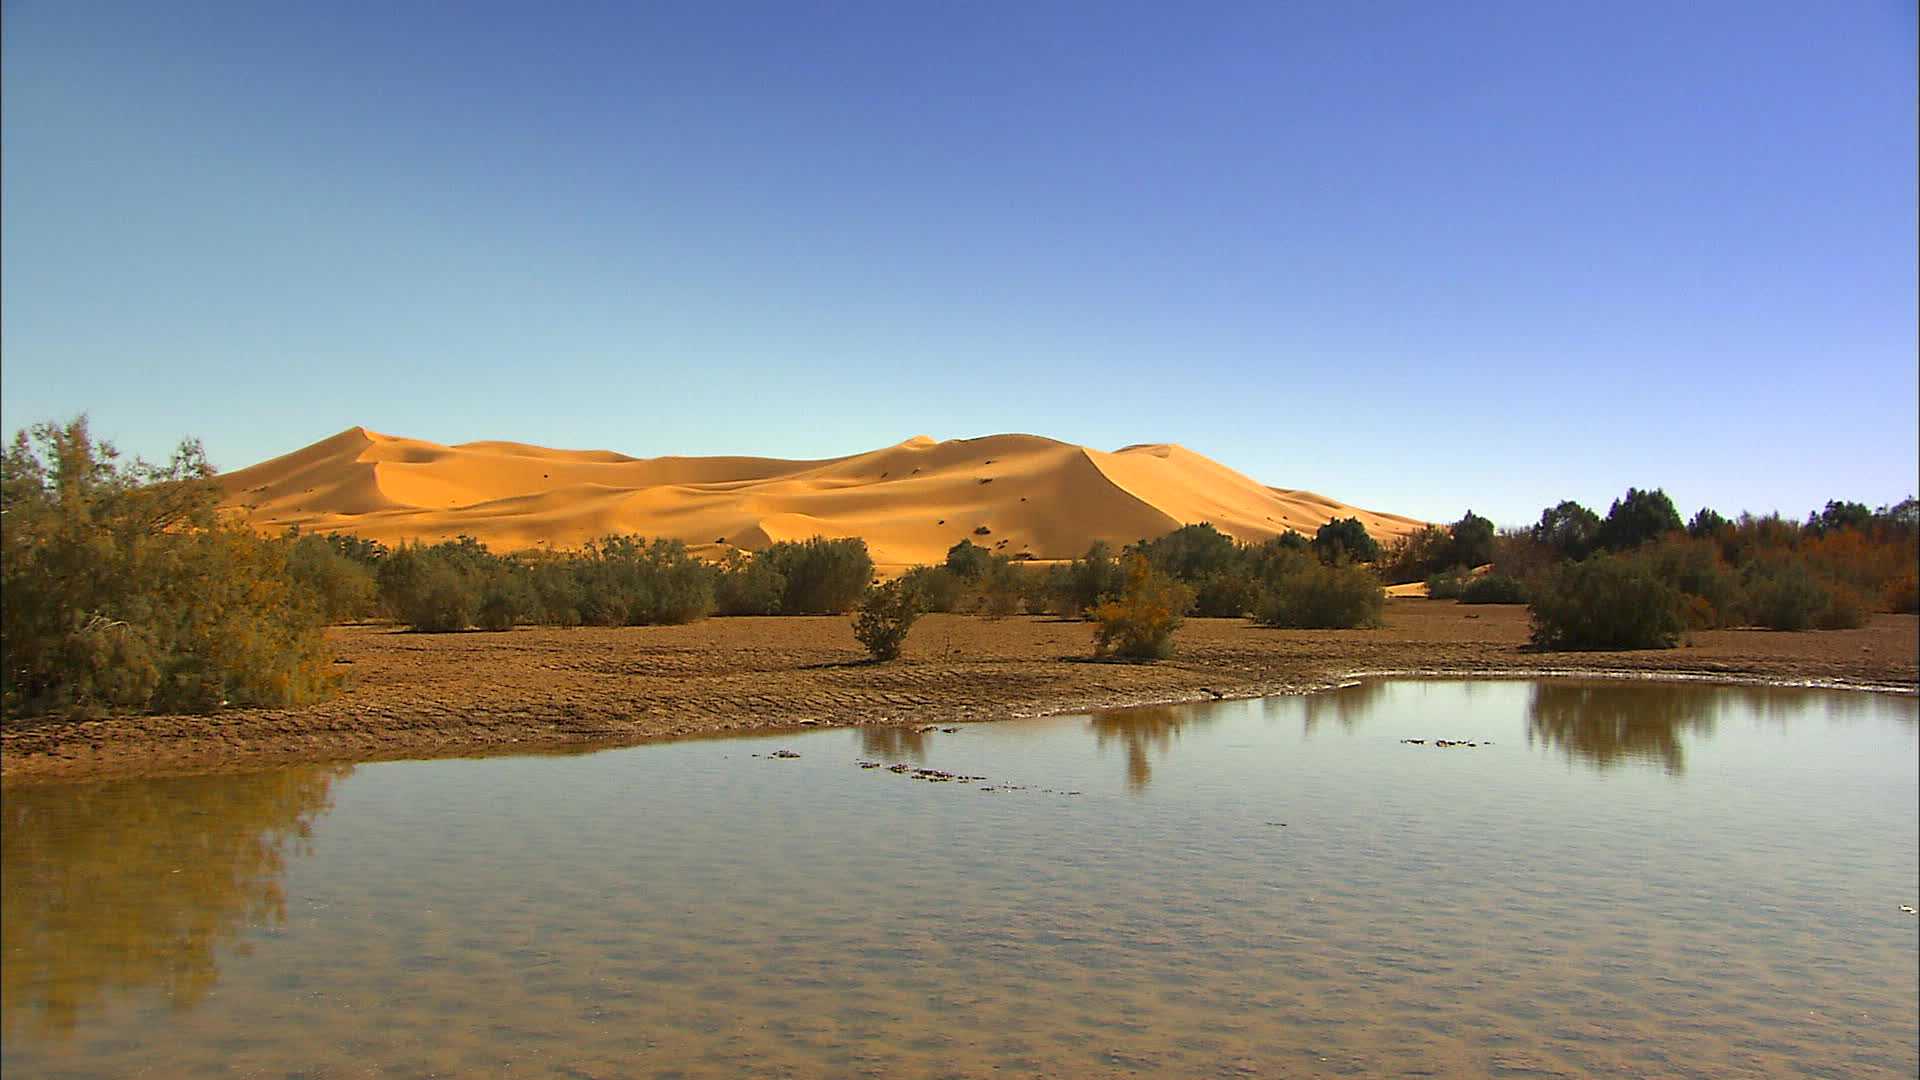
[{"left": 218, "top": 428, "right": 1425, "bottom": 565}]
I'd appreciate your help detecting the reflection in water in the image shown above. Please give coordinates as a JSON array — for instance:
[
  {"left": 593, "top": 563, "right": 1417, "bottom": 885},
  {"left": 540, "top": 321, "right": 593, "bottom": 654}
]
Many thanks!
[
  {"left": 1, "top": 765, "right": 350, "bottom": 1039},
  {"left": 1088, "top": 705, "right": 1221, "bottom": 791},
  {"left": 1299, "top": 679, "right": 1389, "bottom": 735},
  {"left": 1526, "top": 683, "right": 1719, "bottom": 774},
  {"left": 858, "top": 726, "right": 930, "bottom": 762}
]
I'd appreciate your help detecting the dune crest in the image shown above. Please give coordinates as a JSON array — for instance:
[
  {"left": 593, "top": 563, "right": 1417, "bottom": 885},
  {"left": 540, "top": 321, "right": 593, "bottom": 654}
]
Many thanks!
[{"left": 218, "top": 429, "right": 1424, "bottom": 565}]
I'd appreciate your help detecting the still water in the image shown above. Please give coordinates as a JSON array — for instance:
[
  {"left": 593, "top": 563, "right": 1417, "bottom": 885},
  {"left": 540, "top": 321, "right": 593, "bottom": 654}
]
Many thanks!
[{"left": 4, "top": 680, "right": 1916, "bottom": 1078}]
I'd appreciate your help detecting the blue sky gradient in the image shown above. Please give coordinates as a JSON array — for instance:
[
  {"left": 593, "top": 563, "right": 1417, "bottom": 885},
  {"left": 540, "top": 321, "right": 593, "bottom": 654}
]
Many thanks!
[{"left": 4, "top": 2, "right": 1914, "bottom": 526}]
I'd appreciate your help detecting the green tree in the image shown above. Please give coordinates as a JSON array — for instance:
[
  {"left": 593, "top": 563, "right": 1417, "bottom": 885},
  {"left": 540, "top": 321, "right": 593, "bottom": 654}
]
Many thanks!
[
  {"left": 1, "top": 417, "right": 335, "bottom": 715},
  {"left": 1311, "top": 517, "right": 1379, "bottom": 564},
  {"left": 1595, "top": 488, "right": 1682, "bottom": 552},
  {"left": 1532, "top": 500, "right": 1601, "bottom": 560},
  {"left": 1446, "top": 511, "right": 1496, "bottom": 568},
  {"left": 943, "top": 539, "right": 993, "bottom": 581}
]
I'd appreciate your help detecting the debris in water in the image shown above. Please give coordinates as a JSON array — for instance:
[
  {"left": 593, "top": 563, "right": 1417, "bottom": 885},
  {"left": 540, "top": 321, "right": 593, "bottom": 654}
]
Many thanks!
[{"left": 769, "top": 749, "right": 801, "bottom": 759}]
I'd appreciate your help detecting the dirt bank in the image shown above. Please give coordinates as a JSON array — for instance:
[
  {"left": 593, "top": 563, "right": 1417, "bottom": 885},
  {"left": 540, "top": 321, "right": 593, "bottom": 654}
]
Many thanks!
[{"left": 4, "top": 602, "right": 1914, "bottom": 784}]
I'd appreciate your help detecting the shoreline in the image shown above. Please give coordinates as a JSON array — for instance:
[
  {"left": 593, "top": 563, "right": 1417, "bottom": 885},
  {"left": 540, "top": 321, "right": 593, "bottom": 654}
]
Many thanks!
[{"left": 4, "top": 603, "right": 1914, "bottom": 785}]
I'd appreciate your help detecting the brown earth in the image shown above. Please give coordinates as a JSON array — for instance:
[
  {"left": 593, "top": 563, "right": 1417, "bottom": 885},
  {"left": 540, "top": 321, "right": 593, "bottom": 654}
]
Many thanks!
[{"left": 4, "top": 602, "right": 1914, "bottom": 784}]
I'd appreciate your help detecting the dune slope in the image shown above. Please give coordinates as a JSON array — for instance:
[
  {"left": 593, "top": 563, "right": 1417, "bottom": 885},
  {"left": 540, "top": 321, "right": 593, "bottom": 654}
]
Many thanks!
[{"left": 218, "top": 428, "right": 1424, "bottom": 564}]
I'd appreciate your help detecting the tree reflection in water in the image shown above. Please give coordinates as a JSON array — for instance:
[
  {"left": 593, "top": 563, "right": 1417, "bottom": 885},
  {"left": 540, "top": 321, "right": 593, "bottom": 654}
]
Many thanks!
[
  {"left": 858, "top": 726, "right": 931, "bottom": 762},
  {"left": 1525, "top": 683, "right": 1719, "bottom": 775},
  {"left": 1, "top": 764, "right": 351, "bottom": 1039},
  {"left": 1298, "top": 680, "right": 1389, "bottom": 735},
  {"left": 1087, "top": 705, "right": 1222, "bottom": 791}
]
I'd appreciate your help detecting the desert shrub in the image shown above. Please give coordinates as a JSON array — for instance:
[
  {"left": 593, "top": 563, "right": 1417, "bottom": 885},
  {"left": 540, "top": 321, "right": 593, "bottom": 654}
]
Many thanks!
[
  {"left": 1052, "top": 541, "right": 1126, "bottom": 618},
  {"left": 382, "top": 551, "right": 480, "bottom": 632},
  {"left": 1527, "top": 555, "right": 1684, "bottom": 650},
  {"left": 1377, "top": 525, "right": 1453, "bottom": 584},
  {"left": 943, "top": 539, "right": 993, "bottom": 581},
  {"left": 475, "top": 565, "right": 536, "bottom": 631},
  {"left": 899, "top": 565, "right": 964, "bottom": 613},
  {"left": 1192, "top": 572, "right": 1259, "bottom": 617},
  {"left": 1255, "top": 561, "right": 1385, "bottom": 629},
  {"left": 1311, "top": 517, "right": 1380, "bottom": 565},
  {"left": 853, "top": 579, "right": 920, "bottom": 661},
  {"left": 1135, "top": 522, "right": 1239, "bottom": 583},
  {"left": 1021, "top": 579, "right": 1052, "bottom": 615},
  {"left": 1490, "top": 527, "right": 1559, "bottom": 582},
  {"left": 1091, "top": 556, "right": 1192, "bottom": 660},
  {"left": 1799, "top": 529, "right": 1916, "bottom": 610},
  {"left": 526, "top": 559, "right": 586, "bottom": 626},
  {"left": 1, "top": 418, "right": 337, "bottom": 716},
  {"left": 1426, "top": 566, "right": 1473, "bottom": 600},
  {"left": 762, "top": 537, "right": 874, "bottom": 614},
  {"left": 1459, "top": 574, "right": 1527, "bottom": 605},
  {"left": 1636, "top": 536, "right": 1741, "bottom": 628},
  {"left": 286, "top": 533, "right": 378, "bottom": 622},
  {"left": 714, "top": 551, "right": 785, "bottom": 616},
  {"left": 1885, "top": 572, "right": 1919, "bottom": 615},
  {"left": 1740, "top": 557, "right": 1864, "bottom": 631},
  {"left": 976, "top": 560, "right": 1029, "bottom": 618},
  {"left": 1595, "top": 488, "right": 1683, "bottom": 552}
]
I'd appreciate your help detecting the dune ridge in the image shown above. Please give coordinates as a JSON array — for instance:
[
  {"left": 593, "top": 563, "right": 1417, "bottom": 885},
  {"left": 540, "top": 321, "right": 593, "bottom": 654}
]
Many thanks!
[{"left": 218, "top": 428, "right": 1425, "bottom": 565}]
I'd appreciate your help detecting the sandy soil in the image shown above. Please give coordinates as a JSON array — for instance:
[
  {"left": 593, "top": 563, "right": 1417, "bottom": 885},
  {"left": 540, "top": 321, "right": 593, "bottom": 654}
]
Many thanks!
[
  {"left": 5, "top": 602, "right": 1913, "bottom": 785},
  {"left": 217, "top": 427, "right": 1424, "bottom": 563}
]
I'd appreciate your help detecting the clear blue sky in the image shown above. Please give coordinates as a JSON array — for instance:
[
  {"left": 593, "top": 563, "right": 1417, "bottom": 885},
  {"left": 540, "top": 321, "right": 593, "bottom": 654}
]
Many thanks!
[{"left": 4, "top": 2, "right": 1914, "bottom": 526}]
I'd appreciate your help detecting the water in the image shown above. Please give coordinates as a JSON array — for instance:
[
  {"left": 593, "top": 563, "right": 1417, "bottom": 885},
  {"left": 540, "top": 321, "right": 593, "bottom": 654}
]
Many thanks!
[{"left": 4, "top": 680, "right": 1916, "bottom": 1078}]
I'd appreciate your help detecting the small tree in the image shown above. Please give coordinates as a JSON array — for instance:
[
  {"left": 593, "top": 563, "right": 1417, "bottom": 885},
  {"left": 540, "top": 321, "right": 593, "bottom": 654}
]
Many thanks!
[
  {"left": 1311, "top": 517, "right": 1379, "bottom": 565},
  {"left": 1532, "top": 500, "right": 1601, "bottom": 560},
  {"left": 1446, "top": 511, "right": 1497, "bottom": 569},
  {"left": 1091, "top": 556, "right": 1192, "bottom": 660},
  {"left": 853, "top": 579, "right": 921, "bottom": 661},
  {"left": 943, "top": 539, "right": 993, "bottom": 581}
]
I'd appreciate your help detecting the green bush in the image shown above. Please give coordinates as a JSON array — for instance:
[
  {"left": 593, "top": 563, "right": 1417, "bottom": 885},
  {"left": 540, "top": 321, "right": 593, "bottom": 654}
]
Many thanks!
[
  {"left": 899, "top": 565, "right": 964, "bottom": 613},
  {"left": 1134, "top": 522, "right": 1240, "bottom": 583},
  {"left": 1527, "top": 555, "right": 1684, "bottom": 650},
  {"left": 762, "top": 537, "right": 874, "bottom": 614},
  {"left": 853, "top": 579, "right": 921, "bottom": 660},
  {"left": 1740, "top": 558, "right": 1865, "bottom": 631},
  {"left": 1051, "top": 541, "right": 1126, "bottom": 618},
  {"left": 2, "top": 418, "right": 336, "bottom": 716},
  {"left": 1255, "top": 561, "right": 1385, "bottom": 628},
  {"left": 286, "top": 533, "right": 379, "bottom": 622},
  {"left": 1192, "top": 572, "right": 1258, "bottom": 617},
  {"left": 1311, "top": 517, "right": 1380, "bottom": 565},
  {"left": 714, "top": 551, "right": 785, "bottom": 616},
  {"left": 1458, "top": 574, "right": 1527, "bottom": 605},
  {"left": 1091, "top": 556, "right": 1192, "bottom": 660},
  {"left": 1426, "top": 566, "right": 1473, "bottom": 600},
  {"left": 943, "top": 539, "right": 993, "bottom": 581}
]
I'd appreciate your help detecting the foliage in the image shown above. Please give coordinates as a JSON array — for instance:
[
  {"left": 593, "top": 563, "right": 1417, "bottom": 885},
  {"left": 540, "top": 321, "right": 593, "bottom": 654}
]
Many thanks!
[
  {"left": 1426, "top": 566, "right": 1473, "bottom": 600},
  {"left": 1805, "top": 500, "right": 1873, "bottom": 537},
  {"left": 1377, "top": 525, "right": 1452, "bottom": 584},
  {"left": 1050, "top": 541, "right": 1127, "bottom": 618},
  {"left": 943, "top": 539, "right": 994, "bottom": 581},
  {"left": 1527, "top": 555, "right": 1685, "bottom": 650},
  {"left": 1686, "top": 508, "right": 1730, "bottom": 539},
  {"left": 1458, "top": 573, "right": 1527, "bottom": 605},
  {"left": 1739, "top": 556, "right": 1866, "bottom": 631},
  {"left": 1446, "top": 511, "right": 1496, "bottom": 569},
  {"left": 1311, "top": 517, "right": 1380, "bottom": 565},
  {"left": 286, "top": 533, "right": 379, "bottom": 622},
  {"left": 1255, "top": 560, "right": 1385, "bottom": 628},
  {"left": 898, "top": 565, "right": 964, "bottom": 613},
  {"left": 1091, "top": 556, "right": 1192, "bottom": 660},
  {"left": 852, "top": 578, "right": 921, "bottom": 661},
  {"left": 1191, "top": 572, "right": 1259, "bottom": 618},
  {"left": 1, "top": 418, "right": 336, "bottom": 716},
  {"left": 1133, "top": 522, "right": 1240, "bottom": 583},
  {"left": 714, "top": 550, "right": 786, "bottom": 615},
  {"left": 1632, "top": 536, "right": 1741, "bottom": 628},
  {"left": 761, "top": 537, "right": 874, "bottom": 614},
  {"left": 1532, "top": 500, "right": 1602, "bottom": 560},
  {"left": 1595, "top": 488, "right": 1682, "bottom": 552}
]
